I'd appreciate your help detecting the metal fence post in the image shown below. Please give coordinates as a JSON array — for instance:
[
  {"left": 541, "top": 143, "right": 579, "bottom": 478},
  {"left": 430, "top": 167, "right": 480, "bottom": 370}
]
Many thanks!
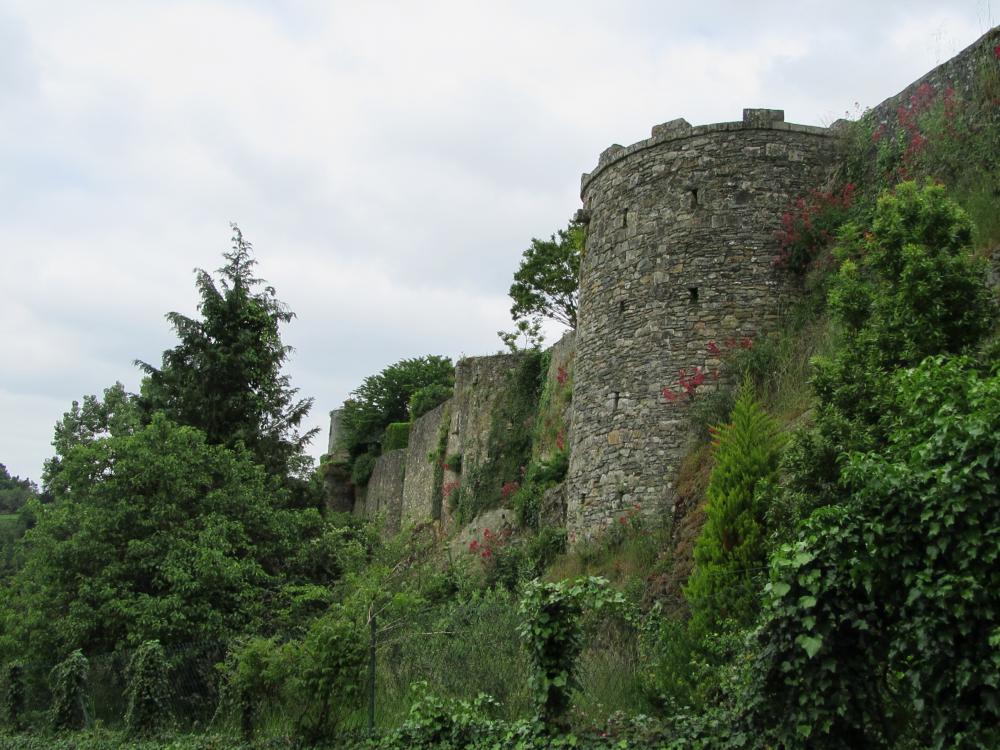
[{"left": 368, "top": 612, "right": 376, "bottom": 734}]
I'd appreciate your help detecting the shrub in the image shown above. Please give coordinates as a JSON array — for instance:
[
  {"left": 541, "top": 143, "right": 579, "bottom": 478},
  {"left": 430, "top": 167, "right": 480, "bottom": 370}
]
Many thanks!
[
  {"left": 290, "top": 607, "right": 366, "bottom": 743},
  {"left": 216, "top": 636, "right": 290, "bottom": 740},
  {"left": 443, "top": 453, "right": 462, "bottom": 473},
  {"left": 754, "top": 356, "right": 1000, "bottom": 747},
  {"left": 408, "top": 383, "right": 452, "bottom": 421},
  {"left": 383, "top": 422, "right": 410, "bottom": 451},
  {"left": 123, "top": 640, "right": 171, "bottom": 737},
  {"left": 774, "top": 184, "right": 856, "bottom": 272},
  {"left": 1, "top": 663, "right": 24, "bottom": 731},
  {"left": 517, "top": 577, "right": 624, "bottom": 731},
  {"left": 48, "top": 650, "right": 89, "bottom": 730}
]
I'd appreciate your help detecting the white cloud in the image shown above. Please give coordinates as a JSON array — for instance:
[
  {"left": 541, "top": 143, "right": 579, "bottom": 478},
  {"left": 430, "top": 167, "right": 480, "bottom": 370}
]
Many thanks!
[{"left": 0, "top": 0, "right": 993, "bottom": 479}]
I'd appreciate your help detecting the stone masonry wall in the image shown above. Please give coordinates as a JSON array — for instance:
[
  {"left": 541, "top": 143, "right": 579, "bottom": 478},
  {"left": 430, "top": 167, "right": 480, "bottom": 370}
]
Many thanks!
[
  {"left": 401, "top": 400, "right": 450, "bottom": 528},
  {"left": 363, "top": 448, "right": 406, "bottom": 535},
  {"left": 566, "top": 109, "right": 839, "bottom": 535},
  {"left": 862, "top": 27, "right": 999, "bottom": 140},
  {"left": 442, "top": 354, "right": 526, "bottom": 532}
]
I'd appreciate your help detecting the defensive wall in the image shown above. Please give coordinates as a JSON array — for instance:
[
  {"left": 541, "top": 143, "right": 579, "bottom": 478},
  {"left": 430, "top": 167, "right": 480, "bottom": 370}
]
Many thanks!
[{"left": 565, "top": 109, "right": 839, "bottom": 534}]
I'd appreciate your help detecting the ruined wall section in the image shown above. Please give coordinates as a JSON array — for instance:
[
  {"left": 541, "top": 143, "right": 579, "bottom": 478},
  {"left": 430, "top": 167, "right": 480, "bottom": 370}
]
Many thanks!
[
  {"left": 442, "top": 353, "right": 526, "bottom": 532},
  {"left": 566, "top": 109, "right": 839, "bottom": 535},
  {"left": 401, "top": 400, "right": 450, "bottom": 527},
  {"left": 363, "top": 449, "right": 406, "bottom": 535},
  {"left": 863, "top": 26, "right": 999, "bottom": 138}
]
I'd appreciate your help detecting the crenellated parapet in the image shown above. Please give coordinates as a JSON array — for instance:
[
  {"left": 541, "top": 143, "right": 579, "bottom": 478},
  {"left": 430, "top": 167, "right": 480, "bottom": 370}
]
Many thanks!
[{"left": 566, "top": 108, "right": 839, "bottom": 535}]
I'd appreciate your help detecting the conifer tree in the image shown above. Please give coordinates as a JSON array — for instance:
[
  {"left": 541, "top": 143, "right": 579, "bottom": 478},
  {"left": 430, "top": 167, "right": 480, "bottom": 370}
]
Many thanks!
[
  {"left": 685, "top": 387, "right": 783, "bottom": 636},
  {"left": 136, "top": 225, "right": 317, "bottom": 478}
]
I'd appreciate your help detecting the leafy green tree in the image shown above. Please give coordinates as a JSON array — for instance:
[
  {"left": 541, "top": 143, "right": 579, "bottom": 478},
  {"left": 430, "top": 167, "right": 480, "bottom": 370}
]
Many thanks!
[
  {"left": 684, "top": 388, "right": 784, "bottom": 637},
  {"left": 1, "top": 413, "right": 326, "bottom": 663},
  {"left": 136, "top": 225, "right": 317, "bottom": 478},
  {"left": 0, "top": 464, "right": 36, "bottom": 514},
  {"left": 814, "top": 180, "right": 995, "bottom": 446},
  {"left": 507, "top": 219, "right": 583, "bottom": 330},
  {"left": 755, "top": 356, "right": 1000, "bottom": 748},
  {"left": 339, "top": 355, "right": 454, "bottom": 462}
]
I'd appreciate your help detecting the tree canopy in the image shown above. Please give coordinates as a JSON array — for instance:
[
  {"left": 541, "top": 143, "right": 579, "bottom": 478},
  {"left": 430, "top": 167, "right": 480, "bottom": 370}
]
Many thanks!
[
  {"left": 339, "top": 355, "right": 454, "bottom": 461},
  {"left": 1, "top": 413, "right": 342, "bottom": 663},
  {"left": 136, "top": 226, "right": 317, "bottom": 478},
  {"left": 507, "top": 219, "right": 583, "bottom": 330},
  {"left": 0, "top": 464, "right": 36, "bottom": 515}
]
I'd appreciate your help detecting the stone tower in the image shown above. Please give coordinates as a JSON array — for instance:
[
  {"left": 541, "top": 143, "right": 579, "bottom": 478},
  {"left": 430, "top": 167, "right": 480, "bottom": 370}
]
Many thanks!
[{"left": 565, "top": 109, "right": 839, "bottom": 535}]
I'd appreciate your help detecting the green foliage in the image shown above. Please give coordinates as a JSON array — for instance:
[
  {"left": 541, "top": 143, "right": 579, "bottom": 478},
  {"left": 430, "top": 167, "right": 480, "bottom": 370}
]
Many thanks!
[
  {"left": 497, "top": 315, "right": 544, "bottom": 353},
  {"left": 795, "top": 181, "right": 996, "bottom": 500},
  {"left": 351, "top": 449, "right": 379, "bottom": 487},
  {"left": 407, "top": 383, "right": 452, "bottom": 421},
  {"left": 452, "top": 354, "right": 545, "bottom": 526},
  {"left": 508, "top": 219, "right": 584, "bottom": 330},
  {"left": 123, "top": 640, "right": 171, "bottom": 738},
  {"left": 754, "top": 356, "right": 1000, "bottom": 748},
  {"left": 1, "top": 413, "right": 340, "bottom": 665},
  {"left": 0, "top": 466, "right": 35, "bottom": 516},
  {"left": 216, "top": 636, "right": 289, "bottom": 740},
  {"left": 341, "top": 356, "right": 454, "bottom": 465},
  {"left": 136, "top": 226, "right": 317, "bottom": 478},
  {"left": 443, "top": 453, "right": 462, "bottom": 473},
  {"left": 512, "top": 452, "right": 568, "bottom": 529},
  {"left": 289, "top": 607, "right": 366, "bottom": 742},
  {"left": 382, "top": 422, "right": 410, "bottom": 452},
  {"left": 517, "top": 577, "right": 625, "bottom": 730},
  {"left": 377, "top": 682, "right": 501, "bottom": 749},
  {"left": 0, "top": 664, "right": 24, "bottom": 731},
  {"left": 684, "top": 388, "right": 784, "bottom": 637},
  {"left": 48, "top": 650, "right": 89, "bottom": 731}
]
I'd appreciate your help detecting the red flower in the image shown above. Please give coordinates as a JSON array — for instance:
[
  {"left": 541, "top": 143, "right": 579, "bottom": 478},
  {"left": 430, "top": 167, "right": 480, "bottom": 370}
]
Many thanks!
[
  {"left": 469, "top": 539, "right": 479, "bottom": 553},
  {"left": 662, "top": 387, "right": 677, "bottom": 401},
  {"left": 556, "top": 366, "right": 569, "bottom": 385},
  {"left": 994, "top": 44, "right": 1000, "bottom": 60},
  {"left": 619, "top": 516, "right": 627, "bottom": 525},
  {"left": 706, "top": 340, "right": 721, "bottom": 355}
]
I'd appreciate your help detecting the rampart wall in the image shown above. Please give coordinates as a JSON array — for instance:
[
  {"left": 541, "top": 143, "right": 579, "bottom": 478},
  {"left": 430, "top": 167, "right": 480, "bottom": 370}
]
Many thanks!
[{"left": 565, "top": 109, "right": 839, "bottom": 534}]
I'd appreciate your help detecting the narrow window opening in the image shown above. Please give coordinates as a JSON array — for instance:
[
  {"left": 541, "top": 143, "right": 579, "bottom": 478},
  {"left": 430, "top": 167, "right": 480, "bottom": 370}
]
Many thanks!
[
  {"left": 612, "top": 391, "right": 620, "bottom": 412},
  {"left": 689, "top": 287, "right": 699, "bottom": 304},
  {"left": 622, "top": 208, "right": 629, "bottom": 227},
  {"left": 690, "top": 189, "right": 699, "bottom": 208},
  {"left": 618, "top": 300, "right": 626, "bottom": 314}
]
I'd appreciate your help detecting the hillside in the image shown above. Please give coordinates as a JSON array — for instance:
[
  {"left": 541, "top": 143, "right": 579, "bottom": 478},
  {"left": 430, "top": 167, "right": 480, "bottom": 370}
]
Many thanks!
[{"left": 1, "top": 24, "right": 999, "bottom": 750}]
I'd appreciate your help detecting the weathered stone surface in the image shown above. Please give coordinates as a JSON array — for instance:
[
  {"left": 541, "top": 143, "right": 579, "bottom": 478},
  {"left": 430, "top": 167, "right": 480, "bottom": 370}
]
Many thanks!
[
  {"left": 864, "top": 27, "right": 999, "bottom": 141},
  {"left": 364, "top": 449, "right": 406, "bottom": 535},
  {"left": 401, "top": 400, "right": 450, "bottom": 528},
  {"left": 442, "top": 354, "right": 525, "bottom": 532},
  {"left": 567, "top": 109, "right": 840, "bottom": 536},
  {"left": 540, "top": 483, "right": 566, "bottom": 528},
  {"left": 449, "top": 507, "right": 517, "bottom": 560},
  {"left": 322, "top": 460, "right": 354, "bottom": 514},
  {"left": 326, "top": 408, "right": 349, "bottom": 461}
]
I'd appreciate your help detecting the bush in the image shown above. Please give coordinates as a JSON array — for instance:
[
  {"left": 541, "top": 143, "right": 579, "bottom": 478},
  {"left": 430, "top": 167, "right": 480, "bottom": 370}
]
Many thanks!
[
  {"left": 382, "top": 422, "right": 410, "bottom": 452},
  {"left": 517, "top": 577, "right": 624, "bottom": 731},
  {"left": 754, "top": 356, "right": 1000, "bottom": 747},
  {"left": 123, "top": 641, "right": 171, "bottom": 738},
  {"left": 290, "top": 607, "right": 366, "bottom": 743},
  {"left": 408, "top": 384, "right": 452, "bottom": 421},
  {"left": 48, "top": 650, "right": 89, "bottom": 731},
  {"left": 0, "top": 664, "right": 24, "bottom": 731}
]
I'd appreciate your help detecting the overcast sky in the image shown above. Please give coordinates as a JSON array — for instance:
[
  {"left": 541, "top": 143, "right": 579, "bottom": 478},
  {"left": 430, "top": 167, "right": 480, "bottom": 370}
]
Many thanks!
[{"left": 0, "top": 1, "right": 995, "bottom": 483}]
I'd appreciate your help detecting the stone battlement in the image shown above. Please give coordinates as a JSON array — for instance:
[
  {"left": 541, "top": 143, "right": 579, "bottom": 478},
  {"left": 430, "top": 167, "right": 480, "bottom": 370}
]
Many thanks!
[{"left": 581, "top": 109, "right": 834, "bottom": 196}]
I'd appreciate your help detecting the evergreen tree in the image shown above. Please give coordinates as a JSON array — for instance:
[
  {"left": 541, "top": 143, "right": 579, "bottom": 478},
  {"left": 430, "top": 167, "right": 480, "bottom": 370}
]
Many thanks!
[
  {"left": 685, "top": 387, "right": 784, "bottom": 636},
  {"left": 136, "top": 225, "right": 317, "bottom": 477}
]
